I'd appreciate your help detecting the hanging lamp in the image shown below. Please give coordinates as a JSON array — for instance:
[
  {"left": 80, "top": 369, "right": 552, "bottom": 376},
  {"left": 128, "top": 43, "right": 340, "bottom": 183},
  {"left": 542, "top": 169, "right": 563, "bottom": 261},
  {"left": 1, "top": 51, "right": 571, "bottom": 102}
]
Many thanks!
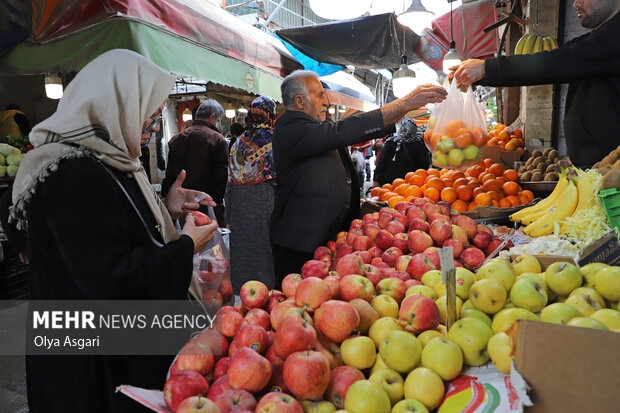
[
  {"left": 442, "top": 0, "right": 463, "bottom": 73},
  {"left": 45, "top": 73, "right": 63, "bottom": 99},
  {"left": 397, "top": 0, "right": 435, "bottom": 34}
]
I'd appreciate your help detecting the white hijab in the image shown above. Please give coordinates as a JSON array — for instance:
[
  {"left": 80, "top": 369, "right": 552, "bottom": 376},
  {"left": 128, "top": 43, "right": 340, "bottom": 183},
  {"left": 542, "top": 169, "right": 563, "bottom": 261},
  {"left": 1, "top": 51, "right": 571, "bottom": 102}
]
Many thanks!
[{"left": 10, "top": 49, "right": 178, "bottom": 243}]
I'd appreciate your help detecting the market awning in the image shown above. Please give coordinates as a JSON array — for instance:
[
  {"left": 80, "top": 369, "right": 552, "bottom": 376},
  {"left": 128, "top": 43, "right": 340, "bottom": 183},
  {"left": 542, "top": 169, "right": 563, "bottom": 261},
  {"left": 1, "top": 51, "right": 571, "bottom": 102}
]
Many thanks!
[
  {"left": 320, "top": 71, "right": 378, "bottom": 112},
  {"left": 0, "top": 0, "right": 303, "bottom": 101}
]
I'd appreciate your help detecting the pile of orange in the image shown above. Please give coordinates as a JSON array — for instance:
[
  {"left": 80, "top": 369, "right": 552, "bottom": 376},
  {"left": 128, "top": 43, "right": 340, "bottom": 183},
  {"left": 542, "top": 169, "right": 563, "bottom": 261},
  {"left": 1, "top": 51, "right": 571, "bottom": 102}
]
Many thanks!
[
  {"left": 487, "top": 123, "right": 525, "bottom": 156},
  {"left": 370, "top": 159, "right": 534, "bottom": 211}
]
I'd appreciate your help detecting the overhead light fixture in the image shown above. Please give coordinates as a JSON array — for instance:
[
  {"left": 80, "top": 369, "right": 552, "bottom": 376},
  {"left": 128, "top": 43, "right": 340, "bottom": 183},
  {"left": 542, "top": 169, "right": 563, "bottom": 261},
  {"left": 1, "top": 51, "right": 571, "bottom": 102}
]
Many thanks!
[
  {"left": 442, "top": 0, "right": 462, "bottom": 74},
  {"left": 225, "top": 102, "right": 236, "bottom": 119},
  {"left": 182, "top": 106, "right": 192, "bottom": 122},
  {"left": 309, "top": 0, "right": 372, "bottom": 20},
  {"left": 45, "top": 73, "right": 63, "bottom": 99},
  {"left": 397, "top": 0, "right": 435, "bottom": 34},
  {"left": 392, "top": 57, "right": 417, "bottom": 98},
  {"left": 338, "top": 107, "right": 347, "bottom": 113},
  {"left": 369, "top": 0, "right": 412, "bottom": 16},
  {"left": 238, "top": 105, "right": 248, "bottom": 114},
  {"left": 328, "top": 107, "right": 336, "bottom": 115}
]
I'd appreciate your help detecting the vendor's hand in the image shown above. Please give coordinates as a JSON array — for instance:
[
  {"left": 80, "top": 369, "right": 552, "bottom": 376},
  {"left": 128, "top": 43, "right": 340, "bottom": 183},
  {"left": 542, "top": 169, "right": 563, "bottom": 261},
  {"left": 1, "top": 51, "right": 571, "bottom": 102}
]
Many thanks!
[
  {"left": 181, "top": 214, "right": 218, "bottom": 253},
  {"left": 403, "top": 84, "right": 448, "bottom": 109},
  {"left": 164, "top": 170, "right": 217, "bottom": 220},
  {"left": 449, "top": 59, "right": 485, "bottom": 89}
]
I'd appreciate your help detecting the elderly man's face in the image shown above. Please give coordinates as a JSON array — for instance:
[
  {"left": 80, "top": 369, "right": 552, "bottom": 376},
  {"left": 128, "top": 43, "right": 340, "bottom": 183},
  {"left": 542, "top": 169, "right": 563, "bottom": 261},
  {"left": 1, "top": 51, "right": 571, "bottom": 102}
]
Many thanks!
[
  {"left": 299, "top": 77, "right": 329, "bottom": 123},
  {"left": 573, "top": 0, "right": 617, "bottom": 29}
]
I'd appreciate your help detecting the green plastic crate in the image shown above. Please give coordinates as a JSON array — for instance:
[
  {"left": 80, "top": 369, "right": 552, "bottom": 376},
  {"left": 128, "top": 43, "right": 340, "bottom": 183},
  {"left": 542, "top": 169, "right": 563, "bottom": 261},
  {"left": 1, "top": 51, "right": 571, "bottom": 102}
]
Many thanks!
[{"left": 599, "top": 188, "right": 620, "bottom": 232}]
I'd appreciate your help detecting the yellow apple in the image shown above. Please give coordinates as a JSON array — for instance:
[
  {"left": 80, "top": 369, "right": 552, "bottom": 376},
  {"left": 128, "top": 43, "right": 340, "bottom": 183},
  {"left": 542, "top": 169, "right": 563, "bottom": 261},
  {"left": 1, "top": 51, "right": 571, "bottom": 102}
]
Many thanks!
[
  {"left": 564, "top": 293, "right": 603, "bottom": 316},
  {"left": 369, "top": 317, "right": 404, "bottom": 348},
  {"left": 391, "top": 399, "right": 429, "bottom": 413},
  {"left": 403, "top": 368, "right": 444, "bottom": 410},
  {"left": 569, "top": 287, "right": 606, "bottom": 308},
  {"left": 344, "top": 380, "right": 391, "bottom": 413},
  {"left": 509, "top": 278, "right": 548, "bottom": 313},
  {"left": 420, "top": 337, "right": 463, "bottom": 380},
  {"left": 579, "top": 262, "right": 609, "bottom": 288},
  {"left": 405, "top": 285, "right": 438, "bottom": 300},
  {"left": 416, "top": 330, "right": 444, "bottom": 348},
  {"left": 369, "top": 368, "right": 404, "bottom": 405},
  {"left": 447, "top": 317, "right": 493, "bottom": 366},
  {"left": 476, "top": 258, "right": 516, "bottom": 292},
  {"left": 301, "top": 400, "right": 337, "bottom": 413},
  {"left": 518, "top": 272, "right": 548, "bottom": 293},
  {"left": 435, "top": 295, "right": 463, "bottom": 325},
  {"left": 590, "top": 308, "right": 620, "bottom": 330},
  {"left": 492, "top": 308, "right": 538, "bottom": 334},
  {"left": 379, "top": 331, "right": 422, "bottom": 374},
  {"left": 459, "top": 308, "right": 492, "bottom": 329},
  {"left": 421, "top": 270, "right": 443, "bottom": 287},
  {"left": 435, "top": 324, "right": 448, "bottom": 336},
  {"left": 341, "top": 336, "right": 376, "bottom": 370},
  {"left": 487, "top": 332, "right": 513, "bottom": 374},
  {"left": 545, "top": 262, "right": 582, "bottom": 296},
  {"left": 349, "top": 298, "right": 380, "bottom": 335},
  {"left": 540, "top": 302, "right": 581, "bottom": 324},
  {"left": 461, "top": 299, "right": 475, "bottom": 312},
  {"left": 372, "top": 295, "right": 400, "bottom": 319},
  {"left": 567, "top": 317, "right": 609, "bottom": 331},
  {"left": 432, "top": 283, "right": 446, "bottom": 298},
  {"left": 594, "top": 267, "right": 620, "bottom": 301},
  {"left": 455, "top": 267, "right": 476, "bottom": 300},
  {"left": 511, "top": 254, "right": 541, "bottom": 276},
  {"left": 469, "top": 279, "right": 506, "bottom": 314}
]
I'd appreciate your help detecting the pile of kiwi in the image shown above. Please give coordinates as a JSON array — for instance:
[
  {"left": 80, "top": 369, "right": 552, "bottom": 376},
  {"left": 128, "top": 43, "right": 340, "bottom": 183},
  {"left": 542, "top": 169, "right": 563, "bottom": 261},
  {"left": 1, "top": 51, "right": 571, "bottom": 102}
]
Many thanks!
[{"left": 517, "top": 148, "right": 560, "bottom": 182}]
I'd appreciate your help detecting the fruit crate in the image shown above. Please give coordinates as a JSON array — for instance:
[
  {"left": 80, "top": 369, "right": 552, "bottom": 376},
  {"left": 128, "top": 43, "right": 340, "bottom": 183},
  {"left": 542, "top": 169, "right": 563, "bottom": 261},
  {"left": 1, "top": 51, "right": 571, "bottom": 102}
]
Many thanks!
[{"left": 599, "top": 188, "right": 620, "bottom": 232}]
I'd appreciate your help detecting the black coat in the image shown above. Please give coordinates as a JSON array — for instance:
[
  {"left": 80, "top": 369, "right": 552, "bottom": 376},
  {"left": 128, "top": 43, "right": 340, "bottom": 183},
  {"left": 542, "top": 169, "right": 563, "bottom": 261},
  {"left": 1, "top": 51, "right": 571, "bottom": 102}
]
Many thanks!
[
  {"left": 25, "top": 157, "right": 194, "bottom": 413},
  {"left": 271, "top": 109, "right": 394, "bottom": 253},
  {"left": 373, "top": 139, "right": 431, "bottom": 186},
  {"left": 481, "top": 12, "right": 620, "bottom": 167}
]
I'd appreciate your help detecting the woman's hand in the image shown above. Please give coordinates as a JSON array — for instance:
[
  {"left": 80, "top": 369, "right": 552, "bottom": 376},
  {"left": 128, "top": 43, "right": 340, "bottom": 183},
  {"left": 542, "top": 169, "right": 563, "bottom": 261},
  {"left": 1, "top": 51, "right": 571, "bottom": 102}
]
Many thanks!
[
  {"left": 164, "top": 170, "right": 217, "bottom": 220},
  {"left": 448, "top": 59, "right": 486, "bottom": 89},
  {"left": 181, "top": 214, "right": 218, "bottom": 253}
]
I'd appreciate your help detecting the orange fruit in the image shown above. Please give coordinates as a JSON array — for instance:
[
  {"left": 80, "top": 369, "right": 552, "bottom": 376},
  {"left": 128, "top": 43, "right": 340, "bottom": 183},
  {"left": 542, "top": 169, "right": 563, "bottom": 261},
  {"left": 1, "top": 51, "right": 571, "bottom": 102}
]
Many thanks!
[
  {"left": 405, "top": 172, "right": 416, "bottom": 183},
  {"left": 482, "top": 179, "right": 502, "bottom": 193},
  {"left": 370, "top": 187, "right": 382, "bottom": 197},
  {"left": 392, "top": 178, "right": 406, "bottom": 188},
  {"left": 483, "top": 158, "right": 494, "bottom": 168},
  {"left": 494, "top": 123, "right": 506, "bottom": 131},
  {"left": 492, "top": 200, "right": 500, "bottom": 207},
  {"left": 522, "top": 190, "right": 534, "bottom": 203},
  {"left": 441, "top": 119, "right": 467, "bottom": 138},
  {"left": 468, "top": 201, "right": 478, "bottom": 211},
  {"left": 498, "top": 130, "right": 511, "bottom": 141},
  {"left": 473, "top": 187, "right": 486, "bottom": 198},
  {"left": 382, "top": 191, "right": 399, "bottom": 201},
  {"left": 456, "top": 185, "right": 473, "bottom": 202},
  {"left": 512, "top": 129, "right": 523, "bottom": 138},
  {"left": 502, "top": 181, "right": 520, "bottom": 196},
  {"left": 441, "top": 178, "right": 454, "bottom": 188},
  {"left": 471, "top": 127, "right": 487, "bottom": 147},
  {"left": 440, "top": 187, "right": 457, "bottom": 203},
  {"left": 423, "top": 187, "right": 440, "bottom": 203},
  {"left": 415, "top": 169, "right": 429, "bottom": 179},
  {"left": 505, "top": 141, "right": 518, "bottom": 151},
  {"left": 488, "top": 190, "right": 503, "bottom": 201},
  {"left": 426, "top": 177, "right": 445, "bottom": 191},
  {"left": 519, "top": 193, "right": 531, "bottom": 204},
  {"left": 503, "top": 169, "right": 518, "bottom": 181},
  {"left": 394, "top": 183, "right": 411, "bottom": 196},
  {"left": 468, "top": 180, "right": 481, "bottom": 190},
  {"left": 488, "top": 163, "right": 505, "bottom": 177},
  {"left": 496, "top": 176, "right": 508, "bottom": 185},
  {"left": 451, "top": 199, "right": 468, "bottom": 213},
  {"left": 454, "top": 130, "right": 474, "bottom": 148},
  {"left": 506, "top": 195, "right": 521, "bottom": 206},
  {"left": 475, "top": 192, "right": 492, "bottom": 206},
  {"left": 498, "top": 198, "right": 512, "bottom": 208},
  {"left": 409, "top": 174, "right": 425, "bottom": 187},
  {"left": 405, "top": 186, "right": 423, "bottom": 198},
  {"left": 453, "top": 178, "right": 469, "bottom": 189},
  {"left": 517, "top": 147, "right": 525, "bottom": 157},
  {"left": 388, "top": 196, "right": 406, "bottom": 208},
  {"left": 427, "top": 169, "right": 440, "bottom": 177},
  {"left": 452, "top": 171, "right": 466, "bottom": 181},
  {"left": 467, "top": 165, "right": 485, "bottom": 179},
  {"left": 382, "top": 183, "right": 393, "bottom": 191}
]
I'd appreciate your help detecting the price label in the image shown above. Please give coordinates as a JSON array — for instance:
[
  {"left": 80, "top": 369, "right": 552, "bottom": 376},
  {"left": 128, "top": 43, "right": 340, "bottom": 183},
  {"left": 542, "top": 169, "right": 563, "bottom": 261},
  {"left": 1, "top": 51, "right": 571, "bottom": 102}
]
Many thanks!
[{"left": 439, "top": 247, "right": 457, "bottom": 330}]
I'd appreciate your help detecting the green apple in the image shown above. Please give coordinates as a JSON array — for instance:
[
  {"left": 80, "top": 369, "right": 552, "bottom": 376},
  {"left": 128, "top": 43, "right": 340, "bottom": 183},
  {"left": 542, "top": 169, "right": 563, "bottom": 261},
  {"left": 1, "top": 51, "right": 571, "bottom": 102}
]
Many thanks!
[
  {"left": 580, "top": 262, "right": 609, "bottom": 288},
  {"left": 540, "top": 303, "right": 581, "bottom": 325},
  {"left": 463, "top": 144, "right": 480, "bottom": 160},
  {"left": 469, "top": 279, "right": 507, "bottom": 314},
  {"left": 512, "top": 254, "right": 542, "bottom": 276},
  {"left": 421, "top": 270, "right": 443, "bottom": 288},
  {"left": 491, "top": 308, "right": 538, "bottom": 334},
  {"left": 461, "top": 299, "right": 475, "bottom": 312},
  {"left": 437, "top": 136, "right": 455, "bottom": 153},
  {"left": 569, "top": 287, "right": 606, "bottom": 308},
  {"left": 459, "top": 308, "right": 493, "bottom": 329},
  {"left": 594, "top": 267, "right": 620, "bottom": 301},
  {"left": 403, "top": 368, "right": 444, "bottom": 411},
  {"left": 416, "top": 330, "right": 445, "bottom": 348},
  {"left": 391, "top": 399, "right": 429, "bottom": 413},
  {"left": 432, "top": 151, "right": 448, "bottom": 167},
  {"left": 369, "top": 368, "right": 404, "bottom": 406},
  {"left": 344, "top": 380, "right": 391, "bottom": 413},
  {"left": 405, "top": 285, "right": 438, "bottom": 300},
  {"left": 476, "top": 258, "right": 516, "bottom": 292},
  {"left": 510, "top": 278, "right": 548, "bottom": 313},
  {"left": 370, "top": 352, "right": 389, "bottom": 375},
  {"left": 379, "top": 331, "right": 422, "bottom": 374},
  {"left": 341, "top": 336, "right": 376, "bottom": 370},
  {"left": 487, "top": 332, "right": 513, "bottom": 374},
  {"left": 436, "top": 295, "right": 463, "bottom": 325},
  {"left": 455, "top": 268, "right": 476, "bottom": 300},
  {"left": 518, "top": 272, "right": 548, "bottom": 293},
  {"left": 564, "top": 293, "right": 603, "bottom": 316},
  {"left": 545, "top": 262, "right": 582, "bottom": 296},
  {"left": 432, "top": 282, "right": 446, "bottom": 298},
  {"left": 372, "top": 295, "right": 400, "bottom": 319},
  {"left": 301, "top": 400, "right": 337, "bottom": 413},
  {"left": 369, "top": 317, "right": 404, "bottom": 348},
  {"left": 447, "top": 317, "right": 493, "bottom": 366},
  {"left": 421, "top": 337, "right": 463, "bottom": 381},
  {"left": 590, "top": 309, "right": 620, "bottom": 330},
  {"left": 566, "top": 317, "right": 609, "bottom": 331},
  {"left": 448, "top": 148, "right": 465, "bottom": 166}
]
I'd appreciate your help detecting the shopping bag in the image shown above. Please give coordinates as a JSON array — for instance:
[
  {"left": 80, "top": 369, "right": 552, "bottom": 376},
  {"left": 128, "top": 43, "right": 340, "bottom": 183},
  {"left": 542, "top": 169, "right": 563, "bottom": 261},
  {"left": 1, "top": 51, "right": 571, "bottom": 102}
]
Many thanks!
[{"left": 424, "top": 79, "right": 488, "bottom": 170}]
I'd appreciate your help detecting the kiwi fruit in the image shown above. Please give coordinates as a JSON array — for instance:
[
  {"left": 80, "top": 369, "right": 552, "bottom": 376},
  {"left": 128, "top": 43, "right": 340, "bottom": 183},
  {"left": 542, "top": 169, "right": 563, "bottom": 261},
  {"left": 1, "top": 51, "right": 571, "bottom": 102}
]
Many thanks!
[
  {"left": 531, "top": 171, "right": 544, "bottom": 181},
  {"left": 518, "top": 166, "right": 527, "bottom": 173},
  {"left": 525, "top": 157, "right": 534, "bottom": 166},
  {"left": 531, "top": 149, "right": 543, "bottom": 158},
  {"left": 547, "top": 149, "right": 559, "bottom": 160},
  {"left": 527, "top": 164, "right": 537, "bottom": 171},
  {"left": 602, "top": 169, "right": 620, "bottom": 190},
  {"left": 544, "top": 172, "right": 559, "bottom": 181},
  {"left": 520, "top": 171, "right": 532, "bottom": 181},
  {"left": 543, "top": 147, "right": 554, "bottom": 157},
  {"left": 533, "top": 157, "right": 545, "bottom": 167},
  {"left": 545, "top": 164, "right": 559, "bottom": 174}
]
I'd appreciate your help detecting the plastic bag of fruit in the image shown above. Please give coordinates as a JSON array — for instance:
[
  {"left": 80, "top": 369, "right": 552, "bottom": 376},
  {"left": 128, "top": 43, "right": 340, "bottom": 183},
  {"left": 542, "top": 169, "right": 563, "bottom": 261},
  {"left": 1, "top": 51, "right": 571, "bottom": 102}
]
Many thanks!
[{"left": 424, "top": 79, "right": 487, "bottom": 169}]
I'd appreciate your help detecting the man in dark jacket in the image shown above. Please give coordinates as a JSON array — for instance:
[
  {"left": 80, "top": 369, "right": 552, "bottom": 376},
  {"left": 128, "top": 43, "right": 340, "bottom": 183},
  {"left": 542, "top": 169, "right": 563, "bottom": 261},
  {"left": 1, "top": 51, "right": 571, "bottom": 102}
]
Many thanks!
[
  {"left": 270, "top": 70, "right": 447, "bottom": 285},
  {"left": 449, "top": 0, "right": 620, "bottom": 167},
  {"left": 162, "top": 99, "right": 229, "bottom": 226}
]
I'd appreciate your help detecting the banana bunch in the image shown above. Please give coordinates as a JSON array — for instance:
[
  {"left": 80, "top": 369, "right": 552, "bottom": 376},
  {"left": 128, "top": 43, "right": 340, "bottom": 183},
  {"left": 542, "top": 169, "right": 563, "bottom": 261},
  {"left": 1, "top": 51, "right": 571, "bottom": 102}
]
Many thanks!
[
  {"left": 510, "top": 167, "right": 598, "bottom": 237},
  {"left": 514, "top": 34, "right": 559, "bottom": 54}
]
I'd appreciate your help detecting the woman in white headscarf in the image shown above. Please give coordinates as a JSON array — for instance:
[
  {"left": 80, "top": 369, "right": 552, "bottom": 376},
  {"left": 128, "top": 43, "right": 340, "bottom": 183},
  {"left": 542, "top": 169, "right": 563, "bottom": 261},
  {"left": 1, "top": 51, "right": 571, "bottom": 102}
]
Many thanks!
[{"left": 10, "top": 49, "right": 218, "bottom": 412}]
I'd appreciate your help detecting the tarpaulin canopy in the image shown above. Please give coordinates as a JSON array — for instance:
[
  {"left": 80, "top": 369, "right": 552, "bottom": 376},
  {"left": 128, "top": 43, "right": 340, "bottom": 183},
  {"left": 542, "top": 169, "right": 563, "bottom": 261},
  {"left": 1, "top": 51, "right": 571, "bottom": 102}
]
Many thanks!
[
  {"left": 0, "top": 0, "right": 303, "bottom": 101},
  {"left": 320, "top": 71, "right": 378, "bottom": 112},
  {"left": 275, "top": 13, "right": 421, "bottom": 70}
]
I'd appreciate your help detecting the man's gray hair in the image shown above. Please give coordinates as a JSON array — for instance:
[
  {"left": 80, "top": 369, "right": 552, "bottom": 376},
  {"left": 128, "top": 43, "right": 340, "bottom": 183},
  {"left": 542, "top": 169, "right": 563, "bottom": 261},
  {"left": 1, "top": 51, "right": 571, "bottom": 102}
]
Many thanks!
[
  {"left": 196, "top": 99, "right": 224, "bottom": 120},
  {"left": 281, "top": 70, "right": 319, "bottom": 109}
]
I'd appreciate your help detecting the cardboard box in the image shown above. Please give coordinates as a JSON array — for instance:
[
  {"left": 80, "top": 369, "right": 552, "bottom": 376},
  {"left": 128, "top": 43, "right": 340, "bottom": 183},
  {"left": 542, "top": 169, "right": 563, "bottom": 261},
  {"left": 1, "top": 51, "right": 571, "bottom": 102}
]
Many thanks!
[
  {"left": 515, "top": 320, "right": 620, "bottom": 413},
  {"left": 577, "top": 231, "right": 620, "bottom": 266},
  {"left": 501, "top": 150, "right": 522, "bottom": 169},
  {"left": 482, "top": 145, "right": 501, "bottom": 164},
  {"left": 510, "top": 254, "right": 576, "bottom": 271}
]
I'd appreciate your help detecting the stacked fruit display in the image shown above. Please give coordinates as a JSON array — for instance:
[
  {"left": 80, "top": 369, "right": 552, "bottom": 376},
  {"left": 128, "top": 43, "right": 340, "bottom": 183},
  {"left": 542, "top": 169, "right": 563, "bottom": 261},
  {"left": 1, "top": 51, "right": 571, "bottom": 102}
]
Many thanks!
[
  {"left": 518, "top": 147, "right": 561, "bottom": 182},
  {"left": 486, "top": 123, "right": 524, "bottom": 156},
  {"left": 0, "top": 143, "right": 24, "bottom": 177},
  {"left": 372, "top": 161, "right": 534, "bottom": 211},
  {"left": 514, "top": 33, "right": 559, "bottom": 54},
  {"left": 423, "top": 119, "right": 487, "bottom": 169}
]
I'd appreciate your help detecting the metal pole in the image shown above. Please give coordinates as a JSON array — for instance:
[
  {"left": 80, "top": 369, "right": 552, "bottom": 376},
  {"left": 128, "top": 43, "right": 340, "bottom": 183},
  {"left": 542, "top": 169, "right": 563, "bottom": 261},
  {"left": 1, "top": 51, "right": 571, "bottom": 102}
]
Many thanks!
[{"left": 264, "top": 0, "right": 288, "bottom": 27}]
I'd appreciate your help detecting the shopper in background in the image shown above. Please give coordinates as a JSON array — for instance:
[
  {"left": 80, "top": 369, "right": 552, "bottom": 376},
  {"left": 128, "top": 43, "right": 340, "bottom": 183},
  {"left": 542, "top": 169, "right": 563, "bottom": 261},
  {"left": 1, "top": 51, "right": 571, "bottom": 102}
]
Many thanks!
[
  {"left": 270, "top": 70, "right": 447, "bottom": 286},
  {"left": 162, "top": 99, "right": 229, "bottom": 227},
  {"left": 227, "top": 122, "right": 245, "bottom": 155},
  {"left": 449, "top": 0, "right": 620, "bottom": 167},
  {"left": 139, "top": 108, "right": 162, "bottom": 182},
  {"left": 373, "top": 117, "right": 430, "bottom": 187},
  {"left": 9, "top": 49, "right": 218, "bottom": 413},
  {"left": 226, "top": 96, "right": 277, "bottom": 291}
]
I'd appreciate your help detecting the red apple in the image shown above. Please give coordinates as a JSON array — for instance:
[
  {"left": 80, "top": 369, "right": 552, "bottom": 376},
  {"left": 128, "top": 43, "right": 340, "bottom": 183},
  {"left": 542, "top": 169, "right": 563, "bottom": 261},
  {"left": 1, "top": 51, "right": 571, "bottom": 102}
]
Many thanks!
[
  {"left": 374, "top": 261, "right": 390, "bottom": 270},
  {"left": 407, "top": 230, "right": 434, "bottom": 253},
  {"left": 218, "top": 278, "right": 233, "bottom": 304},
  {"left": 234, "top": 324, "right": 268, "bottom": 354},
  {"left": 454, "top": 259, "right": 464, "bottom": 268},
  {"left": 398, "top": 294, "right": 441, "bottom": 333},
  {"left": 394, "top": 200, "right": 411, "bottom": 213},
  {"left": 428, "top": 213, "right": 450, "bottom": 224},
  {"left": 454, "top": 215, "right": 477, "bottom": 238},
  {"left": 423, "top": 250, "right": 441, "bottom": 269},
  {"left": 375, "top": 229, "right": 395, "bottom": 250},
  {"left": 228, "top": 340, "right": 239, "bottom": 357},
  {"left": 215, "top": 389, "right": 257, "bottom": 413},
  {"left": 392, "top": 270, "right": 412, "bottom": 282},
  {"left": 430, "top": 220, "right": 452, "bottom": 243},
  {"left": 326, "top": 366, "right": 365, "bottom": 409},
  {"left": 283, "top": 350, "right": 331, "bottom": 400},
  {"left": 378, "top": 211, "right": 393, "bottom": 229},
  {"left": 315, "top": 337, "right": 343, "bottom": 369},
  {"left": 326, "top": 240, "right": 337, "bottom": 254},
  {"left": 314, "top": 300, "right": 360, "bottom": 343},
  {"left": 364, "top": 264, "right": 384, "bottom": 286},
  {"left": 213, "top": 357, "right": 229, "bottom": 381},
  {"left": 477, "top": 224, "right": 493, "bottom": 235},
  {"left": 395, "top": 255, "right": 413, "bottom": 273},
  {"left": 266, "top": 292, "right": 287, "bottom": 313},
  {"left": 192, "top": 329, "right": 228, "bottom": 361},
  {"left": 215, "top": 307, "right": 244, "bottom": 338},
  {"left": 335, "top": 253, "right": 366, "bottom": 277},
  {"left": 323, "top": 275, "right": 341, "bottom": 299},
  {"left": 405, "top": 279, "right": 423, "bottom": 288},
  {"left": 268, "top": 360, "right": 288, "bottom": 394},
  {"left": 240, "top": 281, "right": 269, "bottom": 309},
  {"left": 473, "top": 231, "right": 493, "bottom": 249},
  {"left": 339, "top": 274, "right": 375, "bottom": 302},
  {"left": 274, "top": 316, "right": 317, "bottom": 359},
  {"left": 350, "top": 218, "right": 364, "bottom": 229},
  {"left": 191, "top": 211, "right": 212, "bottom": 226},
  {"left": 421, "top": 203, "right": 441, "bottom": 218},
  {"left": 346, "top": 228, "right": 364, "bottom": 246},
  {"left": 176, "top": 396, "right": 219, "bottom": 413},
  {"left": 368, "top": 246, "right": 384, "bottom": 258},
  {"left": 362, "top": 212, "right": 379, "bottom": 225},
  {"left": 207, "top": 375, "right": 231, "bottom": 401},
  {"left": 406, "top": 205, "right": 426, "bottom": 222},
  {"left": 486, "top": 239, "right": 504, "bottom": 256},
  {"left": 227, "top": 347, "right": 272, "bottom": 392},
  {"left": 352, "top": 235, "right": 372, "bottom": 251},
  {"left": 314, "top": 246, "right": 333, "bottom": 263},
  {"left": 301, "top": 260, "right": 329, "bottom": 279},
  {"left": 164, "top": 370, "right": 209, "bottom": 412},
  {"left": 282, "top": 274, "right": 302, "bottom": 298},
  {"left": 392, "top": 233, "right": 409, "bottom": 253},
  {"left": 265, "top": 346, "right": 282, "bottom": 364},
  {"left": 353, "top": 250, "right": 372, "bottom": 264},
  {"left": 382, "top": 246, "right": 404, "bottom": 267},
  {"left": 406, "top": 253, "right": 437, "bottom": 280},
  {"left": 436, "top": 201, "right": 451, "bottom": 216},
  {"left": 376, "top": 277, "right": 407, "bottom": 304},
  {"left": 336, "top": 243, "right": 355, "bottom": 259},
  {"left": 363, "top": 223, "right": 381, "bottom": 241},
  {"left": 386, "top": 220, "right": 406, "bottom": 236},
  {"left": 408, "top": 217, "right": 431, "bottom": 233},
  {"left": 279, "top": 306, "right": 314, "bottom": 327},
  {"left": 265, "top": 330, "right": 275, "bottom": 348},
  {"left": 242, "top": 308, "right": 271, "bottom": 331},
  {"left": 442, "top": 239, "right": 464, "bottom": 259},
  {"left": 295, "top": 277, "right": 331, "bottom": 312},
  {"left": 177, "top": 341, "right": 214, "bottom": 376},
  {"left": 269, "top": 299, "right": 297, "bottom": 330},
  {"left": 461, "top": 247, "right": 486, "bottom": 270},
  {"left": 255, "top": 392, "right": 303, "bottom": 413}
]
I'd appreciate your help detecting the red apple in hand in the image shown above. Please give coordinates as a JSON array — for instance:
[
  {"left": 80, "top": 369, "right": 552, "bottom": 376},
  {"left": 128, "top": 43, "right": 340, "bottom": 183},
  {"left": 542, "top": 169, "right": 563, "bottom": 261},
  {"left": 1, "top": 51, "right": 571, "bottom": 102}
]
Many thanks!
[
  {"left": 314, "top": 300, "right": 360, "bottom": 343},
  {"left": 326, "top": 366, "right": 365, "bottom": 409},
  {"left": 227, "top": 347, "right": 272, "bottom": 392},
  {"left": 240, "top": 280, "right": 269, "bottom": 309},
  {"left": 164, "top": 370, "right": 209, "bottom": 412},
  {"left": 176, "top": 396, "right": 219, "bottom": 413},
  {"left": 282, "top": 274, "right": 302, "bottom": 298},
  {"left": 283, "top": 350, "right": 331, "bottom": 400},
  {"left": 191, "top": 211, "right": 212, "bottom": 226},
  {"left": 215, "top": 389, "right": 257, "bottom": 413},
  {"left": 255, "top": 392, "right": 303, "bottom": 413},
  {"left": 398, "top": 294, "right": 440, "bottom": 333}
]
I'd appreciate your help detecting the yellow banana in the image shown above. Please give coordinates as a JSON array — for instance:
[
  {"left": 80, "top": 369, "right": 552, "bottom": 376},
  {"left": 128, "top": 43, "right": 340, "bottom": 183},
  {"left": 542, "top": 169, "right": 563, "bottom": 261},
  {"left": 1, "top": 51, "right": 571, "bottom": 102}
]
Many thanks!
[
  {"left": 549, "top": 37, "right": 559, "bottom": 49},
  {"left": 515, "top": 34, "right": 531, "bottom": 55},
  {"left": 532, "top": 36, "right": 543, "bottom": 53},
  {"left": 542, "top": 37, "right": 553, "bottom": 51},
  {"left": 510, "top": 172, "right": 568, "bottom": 222},
  {"left": 558, "top": 170, "right": 596, "bottom": 233},
  {"left": 522, "top": 34, "right": 537, "bottom": 55},
  {"left": 525, "top": 180, "right": 578, "bottom": 237},
  {"left": 519, "top": 176, "right": 569, "bottom": 225}
]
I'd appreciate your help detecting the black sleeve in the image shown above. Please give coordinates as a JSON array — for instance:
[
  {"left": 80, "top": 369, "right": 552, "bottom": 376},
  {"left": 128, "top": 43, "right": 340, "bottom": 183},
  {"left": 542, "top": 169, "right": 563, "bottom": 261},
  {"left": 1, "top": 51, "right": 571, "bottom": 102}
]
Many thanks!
[
  {"left": 211, "top": 138, "right": 229, "bottom": 204},
  {"left": 373, "top": 142, "right": 395, "bottom": 186},
  {"left": 40, "top": 161, "right": 194, "bottom": 299},
  {"left": 160, "top": 145, "right": 179, "bottom": 197},
  {"left": 482, "top": 24, "right": 620, "bottom": 87}
]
